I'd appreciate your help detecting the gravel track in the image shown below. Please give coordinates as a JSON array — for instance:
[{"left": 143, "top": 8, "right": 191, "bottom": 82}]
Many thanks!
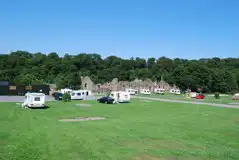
[{"left": 133, "top": 96, "right": 239, "bottom": 109}]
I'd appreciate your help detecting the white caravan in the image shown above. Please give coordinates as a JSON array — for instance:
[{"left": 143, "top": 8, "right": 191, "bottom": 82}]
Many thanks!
[
  {"left": 71, "top": 90, "right": 84, "bottom": 100},
  {"left": 190, "top": 92, "right": 198, "bottom": 98},
  {"left": 170, "top": 89, "right": 181, "bottom": 95},
  {"left": 154, "top": 88, "right": 165, "bottom": 94},
  {"left": 22, "top": 93, "right": 46, "bottom": 108},
  {"left": 125, "top": 88, "right": 136, "bottom": 95},
  {"left": 71, "top": 90, "right": 92, "bottom": 100},
  {"left": 140, "top": 89, "right": 151, "bottom": 95},
  {"left": 109, "top": 91, "right": 130, "bottom": 103},
  {"left": 61, "top": 88, "right": 72, "bottom": 94}
]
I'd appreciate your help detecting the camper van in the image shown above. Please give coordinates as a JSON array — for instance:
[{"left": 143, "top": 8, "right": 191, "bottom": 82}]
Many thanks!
[
  {"left": 140, "top": 89, "right": 151, "bottom": 95},
  {"left": 125, "top": 88, "right": 136, "bottom": 95},
  {"left": 109, "top": 91, "right": 130, "bottom": 103},
  {"left": 154, "top": 88, "right": 165, "bottom": 94},
  {"left": 22, "top": 93, "right": 45, "bottom": 108},
  {"left": 170, "top": 89, "right": 181, "bottom": 95},
  {"left": 71, "top": 90, "right": 92, "bottom": 100}
]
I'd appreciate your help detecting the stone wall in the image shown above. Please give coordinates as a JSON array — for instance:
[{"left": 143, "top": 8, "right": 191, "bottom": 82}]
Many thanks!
[{"left": 80, "top": 76, "right": 179, "bottom": 93}]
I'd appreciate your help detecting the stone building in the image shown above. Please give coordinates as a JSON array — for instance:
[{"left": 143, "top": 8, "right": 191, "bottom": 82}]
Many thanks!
[
  {"left": 80, "top": 76, "right": 179, "bottom": 93},
  {"left": 81, "top": 76, "right": 95, "bottom": 91}
]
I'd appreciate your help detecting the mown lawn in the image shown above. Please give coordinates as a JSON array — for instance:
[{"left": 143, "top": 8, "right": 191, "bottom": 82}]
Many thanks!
[
  {"left": 0, "top": 100, "right": 239, "bottom": 160},
  {"left": 136, "top": 93, "right": 236, "bottom": 104}
]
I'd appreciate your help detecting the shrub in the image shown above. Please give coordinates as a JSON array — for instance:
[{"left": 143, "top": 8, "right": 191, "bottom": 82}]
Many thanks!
[
  {"left": 62, "top": 93, "right": 71, "bottom": 102},
  {"left": 214, "top": 92, "right": 220, "bottom": 99}
]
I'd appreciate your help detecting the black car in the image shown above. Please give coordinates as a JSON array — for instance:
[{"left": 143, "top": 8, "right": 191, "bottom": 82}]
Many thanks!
[
  {"left": 52, "top": 92, "right": 63, "bottom": 100},
  {"left": 97, "top": 96, "right": 114, "bottom": 104}
]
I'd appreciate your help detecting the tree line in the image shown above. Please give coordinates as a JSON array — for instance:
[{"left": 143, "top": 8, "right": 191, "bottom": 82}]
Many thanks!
[{"left": 0, "top": 51, "right": 238, "bottom": 93}]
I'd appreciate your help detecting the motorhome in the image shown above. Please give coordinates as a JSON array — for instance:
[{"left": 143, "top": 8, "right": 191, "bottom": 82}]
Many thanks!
[
  {"left": 22, "top": 93, "right": 45, "bottom": 108},
  {"left": 170, "top": 89, "right": 181, "bottom": 95},
  {"left": 154, "top": 88, "right": 165, "bottom": 94},
  {"left": 109, "top": 91, "right": 130, "bottom": 103},
  {"left": 140, "top": 89, "right": 151, "bottom": 95},
  {"left": 125, "top": 88, "right": 136, "bottom": 95},
  {"left": 71, "top": 90, "right": 92, "bottom": 100}
]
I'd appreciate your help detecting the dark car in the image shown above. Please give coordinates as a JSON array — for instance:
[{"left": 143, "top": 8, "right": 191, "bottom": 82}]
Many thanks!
[
  {"left": 97, "top": 96, "right": 114, "bottom": 104},
  {"left": 52, "top": 92, "right": 63, "bottom": 100}
]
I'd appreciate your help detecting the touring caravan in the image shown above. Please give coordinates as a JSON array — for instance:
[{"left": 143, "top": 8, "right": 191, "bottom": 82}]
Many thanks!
[
  {"left": 140, "top": 89, "right": 151, "bottom": 95},
  {"left": 125, "top": 88, "right": 136, "bottom": 95},
  {"left": 71, "top": 90, "right": 92, "bottom": 100},
  {"left": 22, "top": 93, "right": 45, "bottom": 108},
  {"left": 190, "top": 92, "right": 198, "bottom": 98},
  {"left": 154, "top": 88, "right": 165, "bottom": 94},
  {"left": 61, "top": 88, "right": 72, "bottom": 94},
  {"left": 71, "top": 90, "right": 84, "bottom": 100},
  {"left": 170, "top": 89, "right": 181, "bottom": 95},
  {"left": 109, "top": 91, "right": 130, "bottom": 103}
]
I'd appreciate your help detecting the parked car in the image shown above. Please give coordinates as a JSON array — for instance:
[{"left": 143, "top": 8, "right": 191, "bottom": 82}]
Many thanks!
[
  {"left": 97, "top": 96, "right": 115, "bottom": 104},
  {"left": 195, "top": 94, "right": 205, "bottom": 99},
  {"left": 52, "top": 92, "right": 63, "bottom": 100}
]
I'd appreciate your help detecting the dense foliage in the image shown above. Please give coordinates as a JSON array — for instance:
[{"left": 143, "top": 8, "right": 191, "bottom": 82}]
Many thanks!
[{"left": 0, "top": 51, "right": 238, "bottom": 93}]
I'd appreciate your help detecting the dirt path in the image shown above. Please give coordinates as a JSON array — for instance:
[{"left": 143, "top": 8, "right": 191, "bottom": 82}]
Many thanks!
[{"left": 133, "top": 96, "right": 239, "bottom": 109}]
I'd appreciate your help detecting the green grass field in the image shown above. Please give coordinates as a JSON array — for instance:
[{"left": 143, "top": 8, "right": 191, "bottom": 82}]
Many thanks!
[
  {"left": 1, "top": 100, "right": 239, "bottom": 160},
  {"left": 136, "top": 93, "right": 236, "bottom": 104}
]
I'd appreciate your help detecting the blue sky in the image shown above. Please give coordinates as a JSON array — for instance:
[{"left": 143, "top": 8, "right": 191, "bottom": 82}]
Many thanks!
[{"left": 0, "top": 0, "right": 238, "bottom": 59}]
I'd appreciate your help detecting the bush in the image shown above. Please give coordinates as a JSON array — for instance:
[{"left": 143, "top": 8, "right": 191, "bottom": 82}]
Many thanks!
[
  {"left": 62, "top": 93, "right": 71, "bottom": 102},
  {"left": 214, "top": 92, "right": 220, "bottom": 99}
]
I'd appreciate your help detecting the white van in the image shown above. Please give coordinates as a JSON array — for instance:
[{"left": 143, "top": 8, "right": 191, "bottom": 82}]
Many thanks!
[
  {"left": 22, "top": 93, "right": 45, "bottom": 108},
  {"left": 154, "top": 88, "right": 165, "bottom": 94},
  {"left": 125, "top": 88, "right": 136, "bottom": 95},
  {"left": 109, "top": 91, "right": 130, "bottom": 103},
  {"left": 140, "top": 89, "right": 151, "bottom": 95}
]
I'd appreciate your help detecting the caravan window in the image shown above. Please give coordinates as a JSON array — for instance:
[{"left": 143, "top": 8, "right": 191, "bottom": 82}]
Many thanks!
[
  {"left": 34, "top": 97, "right": 41, "bottom": 101},
  {"left": 72, "top": 93, "right": 75, "bottom": 96},
  {"left": 77, "top": 93, "right": 81, "bottom": 96},
  {"left": 82, "top": 92, "right": 84, "bottom": 95}
]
